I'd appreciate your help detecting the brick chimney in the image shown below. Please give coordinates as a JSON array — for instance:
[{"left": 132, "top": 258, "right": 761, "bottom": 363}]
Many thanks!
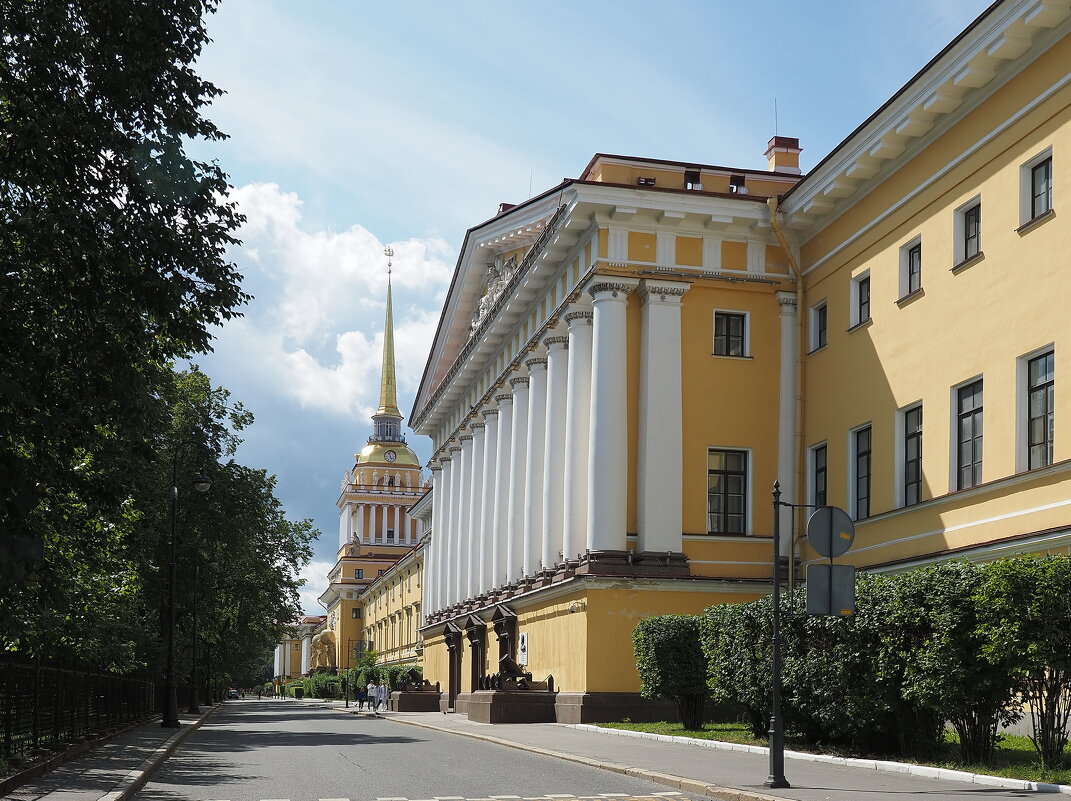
[{"left": 765, "top": 136, "right": 802, "bottom": 174}]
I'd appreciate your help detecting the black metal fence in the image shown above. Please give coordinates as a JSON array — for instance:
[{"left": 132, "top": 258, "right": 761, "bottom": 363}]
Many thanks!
[{"left": 1, "top": 656, "right": 158, "bottom": 761}]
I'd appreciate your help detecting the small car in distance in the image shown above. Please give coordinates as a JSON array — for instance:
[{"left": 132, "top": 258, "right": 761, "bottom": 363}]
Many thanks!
[{"left": 227, "top": 688, "right": 239, "bottom": 699}]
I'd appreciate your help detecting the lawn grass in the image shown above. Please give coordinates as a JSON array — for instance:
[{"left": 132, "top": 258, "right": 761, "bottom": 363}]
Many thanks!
[{"left": 594, "top": 721, "right": 1071, "bottom": 785}]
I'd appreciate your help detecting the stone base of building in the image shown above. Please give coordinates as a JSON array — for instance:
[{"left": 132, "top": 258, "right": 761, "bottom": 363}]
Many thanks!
[
  {"left": 573, "top": 551, "right": 690, "bottom": 577},
  {"left": 390, "top": 691, "right": 442, "bottom": 712},
  {"left": 553, "top": 692, "right": 679, "bottom": 724},
  {"left": 464, "top": 690, "right": 558, "bottom": 723}
]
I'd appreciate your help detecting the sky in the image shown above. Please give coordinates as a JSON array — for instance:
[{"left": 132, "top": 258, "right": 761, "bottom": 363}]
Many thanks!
[{"left": 187, "top": 0, "right": 994, "bottom": 613}]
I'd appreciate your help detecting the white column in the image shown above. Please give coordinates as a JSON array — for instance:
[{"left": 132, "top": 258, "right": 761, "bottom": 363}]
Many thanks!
[
  {"left": 587, "top": 278, "right": 640, "bottom": 552},
  {"left": 443, "top": 447, "right": 460, "bottom": 605},
  {"left": 523, "top": 357, "right": 548, "bottom": 574},
  {"left": 456, "top": 434, "right": 473, "bottom": 602},
  {"left": 562, "top": 309, "right": 594, "bottom": 562},
  {"left": 275, "top": 644, "right": 284, "bottom": 677},
  {"left": 380, "top": 502, "right": 388, "bottom": 543},
  {"left": 429, "top": 462, "right": 442, "bottom": 612},
  {"left": 493, "top": 392, "right": 513, "bottom": 587},
  {"left": 480, "top": 408, "right": 499, "bottom": 593},
  {"left": 542, "top": 334, "right": 569, "bottom": 569},
  {"left": 638, "top": 280, "right": 690, "bottom": 553},
  {"left": 507, "top": 377, "right": 529, "bottom": 582},
  {"left": 338, "top": 505, "right": 348, "bottom": 551},
  {"left": 776, "top": 291, "right": 798, "bottom": 550},
  {"left": 467, "top": 422, "right": 486, "bottom": 599},
  {"left": 394, "top": 504, "right": 401, "bottom": 543},
  {"left": 355, "top": 503, "right": 365, "bottom": 544},
  {"left": 301, "top": 635, "right": 312, "bottom": 674}
]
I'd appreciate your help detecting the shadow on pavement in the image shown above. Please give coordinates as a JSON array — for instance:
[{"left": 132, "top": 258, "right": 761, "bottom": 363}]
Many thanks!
[{"left": 181, "top": 729, "right": 423, "bottom": 753}]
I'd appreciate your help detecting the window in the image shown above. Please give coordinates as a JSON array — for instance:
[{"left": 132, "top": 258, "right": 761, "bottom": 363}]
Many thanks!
[
  {"left": 354, "top": 568, "right": 364, "bottom": 579},
  {"left": 850, "top": 272, "right": 870, "bottom": 327},
  {"left": 351, "top": 607, "right": 361, "bottom": 619},
  {"left": 1020, "top": 149, "right": 1053, "bottom": 226},
  {"left": 903, "top": 405, "right": 923, "bottom": 506},
  {"left": 714, "top": 311, "right": 747, "bottom": 356},
  {"left": 810, "top": 302, "right": 827, "bottom": 351},
  {"left": 707, "top": 449, "right": 747, "bottom": 535},
  {"left": 378, "top": 569, "right": 386, "bottom": 577},
  {"left": 1028, "top": 351, "right": 1054, "bottom": 469},
  {"left": 811, "top": 444, "right": 827, "bottom": 506},
  {"left": 685, "top": 169, "right": 702, "bottom": 191},
  {"left": 1031, "top": 158, "right": 1052, "bottom": 219},
  {"left": 387, "top": 528, "right": 395, "bottom": 541},
  {"left": 852, "top": 426, "right": 872, "bottom": 520},
  {"left": 955, "top": 197, "right": 982, "bottom": 265},
  {"left": 957, "top": 380, "right": 983, "bottom": 489},
  {"left": 899, "top": 238, "right": 922, "bottom": 298}
]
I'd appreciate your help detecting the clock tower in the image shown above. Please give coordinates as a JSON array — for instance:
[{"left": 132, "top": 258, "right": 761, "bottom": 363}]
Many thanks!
[{"left": 318, "top": 250, "right": 427, "bottom": 671}]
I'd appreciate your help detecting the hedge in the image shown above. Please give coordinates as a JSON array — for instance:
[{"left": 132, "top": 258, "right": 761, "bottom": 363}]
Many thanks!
[{"left": 629, "top": 556, "right": 1071, "bottom": 765}]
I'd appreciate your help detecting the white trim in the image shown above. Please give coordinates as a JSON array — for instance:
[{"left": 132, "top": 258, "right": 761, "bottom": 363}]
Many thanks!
[
  {"left": 867, "top": 528, "right": 1071, "bottom": 574},
  {"left": 808, "top": 299, "right": 828, "bottom": 352},
  {"left": 849, "top": 269, "right": 871, "bottom": 328},
  {"left": 1019, "top": 145, "right": 1054, "bottom": 226},
  {"left": 895, "top": 401, "right": 923, "bottom": 509},
  {"left": 1017, "top": 343, "right": 1056, "bottom": 472},
  {"left": 799, "top": 70, "right": 1071, "bottom": 276},
  {"left": 682, "top": 534, "right": 771, "bottom": 543},
  {"left": 898, "top": 235, "right": 923, "bottom": 299},
  {"left": 805, "top": 496, "right": 1071, "bottom": 564},
  {"left": 953, "top": 194, "right": 982, "bottom": 265},
  {"left": 712, "top": 307, "right": 751, "bottom": 357},
  {"left": 706, "top": 446, "right": 752, "bottom": 536},
  {"left": 807, "top": 441, "right": 828, "bottom": 506},
  {"left": 949, "top": 374, "right": 984, "bottom": 492},
  {"left": 848, "top": 422, "right": 872, "bottom": 521},
  {"left": 688, "top": 560, "right": 772, "bottom": 566}
]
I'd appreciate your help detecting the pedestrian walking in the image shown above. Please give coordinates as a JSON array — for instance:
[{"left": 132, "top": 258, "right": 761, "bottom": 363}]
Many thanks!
[
  {"left": 356, "top": 686, "right": 367, "bottom": 710},
  {"left": 376, "top": 680, "right": 388, "bottom": 712},
  {"left": 367, "top": 682, "right": 377, "bottom": 710}
]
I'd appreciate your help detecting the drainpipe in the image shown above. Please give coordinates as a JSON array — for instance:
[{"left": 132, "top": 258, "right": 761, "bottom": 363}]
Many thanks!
[{"left": 767, "top": 195, "right": 805, "bottom": 594}]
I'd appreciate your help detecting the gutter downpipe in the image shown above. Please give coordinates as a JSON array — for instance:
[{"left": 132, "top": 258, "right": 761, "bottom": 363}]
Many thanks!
[{"left": 768, "top": 194, "right": 805, "bottom": 595}]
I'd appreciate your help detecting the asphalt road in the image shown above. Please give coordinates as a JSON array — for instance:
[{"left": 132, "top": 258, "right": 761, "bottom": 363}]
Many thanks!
[{"left": 134, "top": 700, "right": 713, "bottom": 801}]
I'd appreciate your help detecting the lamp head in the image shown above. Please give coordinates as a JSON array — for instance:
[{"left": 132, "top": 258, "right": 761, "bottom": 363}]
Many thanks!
[{"left": 193, "top": 471, "right": 212, "bottom": 493}]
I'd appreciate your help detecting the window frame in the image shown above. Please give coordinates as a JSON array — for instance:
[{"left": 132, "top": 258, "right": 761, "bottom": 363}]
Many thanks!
[
  {"left": 849, "top": 424, "right": 872, "bottom": 520},
  {"left": 1028, "top": 351, "right": 1055, "bottom": 470},
  {"left": 809, "top": 300, "right": 828, "bottom": 352},
  {"left": 953, "top": 378, "right": 984, "bottom": 490},
  {"left": 954, "top": 196, "right": 982, "bottom": 265},
  {"left": 1016, "top": 345, "right": 1055, "bottom": 472},
  {"left": 809, "top": 442, "right": 828, "bottom": 507},
  {"left": 898, "top": 236, "right": 922, "bottom": 299},
  {"left": 713, "top": 309, "right": 750, "bottom": 357},
  {"left": 1019, "top": 148, "right": 1053, "bottom": 226},
  {"left": 898, "top": 403, "right": 923, "bottom": 507},
  {"left": 706, "top": 447, "right": 751, "bottom": 535},
  {"left": 849, "top": 271, "right": 871, "bottom": 328}
]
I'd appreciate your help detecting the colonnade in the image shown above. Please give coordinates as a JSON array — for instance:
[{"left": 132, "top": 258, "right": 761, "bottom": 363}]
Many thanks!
[
  {"left": 424, "top": 278, "right": 798, "bottom": 616},
  {"left": 337, "top": 501, "right": 424, "bottom": 550}
]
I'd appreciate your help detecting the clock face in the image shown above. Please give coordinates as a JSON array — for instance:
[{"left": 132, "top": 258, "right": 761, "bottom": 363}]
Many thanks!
[{"left": 384, "top": 450, "right": 397, "bottom": 463}]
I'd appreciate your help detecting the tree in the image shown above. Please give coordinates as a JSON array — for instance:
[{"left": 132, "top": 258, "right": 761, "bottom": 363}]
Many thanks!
[
  {"left": 0, "top": 0, "right": 247, "bottom": 575},
  {"left": 633, "top": 615, "right": 708, "bottom": 730}
]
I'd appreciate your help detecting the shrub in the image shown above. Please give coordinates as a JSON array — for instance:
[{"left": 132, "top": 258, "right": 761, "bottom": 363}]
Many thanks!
[{"left": 633, "top": 615, "right": 708, "bottom": 730}]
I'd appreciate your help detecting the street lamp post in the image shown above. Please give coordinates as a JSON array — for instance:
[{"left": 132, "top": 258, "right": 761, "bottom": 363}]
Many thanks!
[
  {"left": 767, "top": 482, "right": 790, "bottom": 789},
  {"left": 162, "top": 451, "right": 211, "bottom": 729},
  {"left": 187, "top": 563, "right": 202, "bottom": 715}
]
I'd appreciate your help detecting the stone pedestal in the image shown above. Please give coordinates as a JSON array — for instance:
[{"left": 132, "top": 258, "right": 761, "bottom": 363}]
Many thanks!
[
  {"left": 466, "top": 690, "right": 557, "bottom": 723},
  {"left": 574, "top": 550, "right": 690, "bottom": 577},
  {"left": 390, "top": 690, "right": 442, "bottom": 712},
  {"left": 553, "top": 692, "right": 677, "bottom": 724}
]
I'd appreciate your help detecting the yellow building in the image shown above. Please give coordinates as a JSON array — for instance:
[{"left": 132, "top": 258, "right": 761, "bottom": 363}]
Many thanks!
[
  {"left": 358, "top": 523, "right": 428, "bottom": 667},
  {"left": 273, "top": 615, "right": 324, "bottom": 680},
  {"left": 412, "top": 0, "right": 1071, "bottom": 724},
  {"left": 314, "top": 266, "right": 428, "bottom": 672}
]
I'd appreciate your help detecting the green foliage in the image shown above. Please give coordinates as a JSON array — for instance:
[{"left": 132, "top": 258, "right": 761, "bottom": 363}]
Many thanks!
[
  {"left": 977, "top": 556, "right": 1071, "bottom": 768},
  {"left": 633, "top": 615, "right": 708, "bottom": 730},
  {"left": 698, "top": 560, "right": 1068, "bottom": 761},
  {"left": 303, "top": 673, "right": 343, "bottom": 699},
  {"left": 0, "top": 0, "right": 248, "bottom": 574}
]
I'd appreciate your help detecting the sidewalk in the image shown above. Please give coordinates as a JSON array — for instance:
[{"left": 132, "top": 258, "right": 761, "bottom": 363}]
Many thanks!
[
  {"left": 3, "top": 706, "right": 217, "bottom": 801},
  {"left": 303, "top": 698, "right": 1071, "bottom": 801}
]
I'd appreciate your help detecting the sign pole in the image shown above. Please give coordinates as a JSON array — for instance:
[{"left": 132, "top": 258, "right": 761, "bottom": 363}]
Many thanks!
[{"left": 767, "top": 482, "right": 789, "bottom": 789}]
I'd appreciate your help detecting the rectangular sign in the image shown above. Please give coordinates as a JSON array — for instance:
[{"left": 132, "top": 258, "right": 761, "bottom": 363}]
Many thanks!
[
  {"left": 517, "top": 631, "right": 529, "bottom": 665},
  {"left": 806, "top": 563, "right": 856, "bottom": 616}
]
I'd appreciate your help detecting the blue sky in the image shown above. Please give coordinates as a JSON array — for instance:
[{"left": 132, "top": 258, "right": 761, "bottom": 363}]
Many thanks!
[{"left": 188, "top": 0, "right": 993, "bottom": 611}]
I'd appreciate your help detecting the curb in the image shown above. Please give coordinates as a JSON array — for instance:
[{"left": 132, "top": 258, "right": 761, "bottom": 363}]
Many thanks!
[
  {"left": 95, "top": 703, "right": 221, "bottom": 801},
  {"left": 565, "top": 724, "right": 1071, "bottom": 796}
]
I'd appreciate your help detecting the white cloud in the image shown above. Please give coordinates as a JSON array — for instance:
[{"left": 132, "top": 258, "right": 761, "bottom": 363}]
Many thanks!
[
  {"left": 215, "top": 182, "right": 452, "bottom": 420},
  {"left": 297, "top": 558, "right": 336, "bottom": 615}
]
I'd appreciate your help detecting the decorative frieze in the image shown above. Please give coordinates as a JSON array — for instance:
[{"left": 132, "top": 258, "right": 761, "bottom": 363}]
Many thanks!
[
  {"left": 509, "top": 376, "right": 530, "bottom": 387},
  {"left": 587, "top": 281, "right": 637, "bottom": 299},
  {"left": 564, "top": 310, "right": 593, "bottom": 325}
]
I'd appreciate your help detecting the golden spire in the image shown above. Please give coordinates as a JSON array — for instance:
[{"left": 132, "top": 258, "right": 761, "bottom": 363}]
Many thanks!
[{"left": 376, "top": 247, "right": 401, "bottom": 417}]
